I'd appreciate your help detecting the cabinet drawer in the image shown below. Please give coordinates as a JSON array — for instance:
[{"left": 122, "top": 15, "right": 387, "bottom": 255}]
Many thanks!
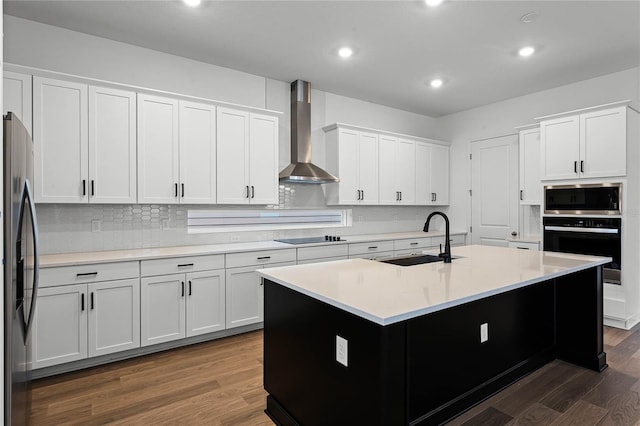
[
  {"left": 431, "top": 234, "right": 465, "bottom": 247},
  {"left": 393, "top": 237, "right": 432, "bottom": 251},
  {"left": 140, "top": 254, "right": 224, "bottom": 277},
  {"left": 40, "top": 261, "right": 139, "bottom": 288},
  {"left": 225, "top": 249, "right": 296, "bottom": 269},
  {"left": 508, "top": 241, "right": 539, "bottom": 251},
  {"left": 348, "top": 240, "right": 394, "bottom": 256},
  {"left": 297, "top": 245, "right": 349, "bottom": 261}
]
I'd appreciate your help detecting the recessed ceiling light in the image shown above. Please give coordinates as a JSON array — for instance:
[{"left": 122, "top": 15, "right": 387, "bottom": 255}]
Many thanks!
[
  {"left": 430, "top": 78, "right": 444, "bottom": 88},
  {"left": 338, "top": 47, "right": 354, "bottom": 59},
  {"left": 183, "top": 0, "right": 201, "bottom": 7},
  {"left": 425, "top": 0, "right": 444, "bottom": 6},
  {"left": 518, "top": 46, "right": 536, "bottom": 57}
]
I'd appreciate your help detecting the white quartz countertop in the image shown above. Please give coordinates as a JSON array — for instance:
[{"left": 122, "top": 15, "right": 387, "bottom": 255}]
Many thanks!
[
  {"left": 39, "top": 230, "right": 466, "bottom": 268},
  {"left": 257, "top": 245, "right": 610, "bottom": 326}
]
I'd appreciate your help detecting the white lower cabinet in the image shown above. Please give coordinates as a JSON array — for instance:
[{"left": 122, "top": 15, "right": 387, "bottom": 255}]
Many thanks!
[
  {"left": 140, "top": 257, "right": 226, "bottom": 347},
  {"left": 225, "top": 249, "right": 296, "bottom": 329},
  {"left": 31, "top": 278, "right": 140, "bottom": 369}
]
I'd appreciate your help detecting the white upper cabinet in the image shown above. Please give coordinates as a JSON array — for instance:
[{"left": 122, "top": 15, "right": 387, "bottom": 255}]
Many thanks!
[
  {"left": 540, "top": 105, "right": 627, "bottom": 181},
  {"left": 89, "top": 86, "right": 137, "bottom": 203},
  {"left": 415, "top": 142, "right": 450, "bottom": 206},
  {"left": 179, "top": 100, "right": 217, "bottom": 204},
  {"left": 137, "top": 94, "right": 180, "bottom": 204},
  {"left": 139, "top": 96, "right": 217, "bottom": 204},
  {"left": 379, "top": 135, "right": 416, "bottom": 205},
  {"left": 325, "top": 127, "right": 379, "bottom": 205},
  {"left": 33, "top": 77, "right": 137, "bottom": 203},
  {"left": 3, "top": 71, "right": 32, "bottom": 133},
  {"left": 33, "top": 77, "right": 88, "bottom": 203},
  {"left": 216, "top": 107, "right": 279, "bottom": 205},
  {"left": 518, "top": 127, "right": 541, "bottom": 205}
]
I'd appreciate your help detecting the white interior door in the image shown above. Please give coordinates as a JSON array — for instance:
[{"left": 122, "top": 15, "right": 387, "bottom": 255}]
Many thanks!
[{"left": 471, "top": 134, "right": 519, "bottom": 246}]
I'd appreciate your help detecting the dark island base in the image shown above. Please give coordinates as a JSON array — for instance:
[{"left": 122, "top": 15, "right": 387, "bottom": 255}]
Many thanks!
[{"left": 263, "top": 266, "right": 606, "bottom": 426}]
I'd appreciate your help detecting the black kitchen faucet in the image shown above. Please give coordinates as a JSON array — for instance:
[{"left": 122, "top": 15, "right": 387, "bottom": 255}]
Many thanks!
[{"left": 423, "top": 211, "right": 451, "bottom": 263}]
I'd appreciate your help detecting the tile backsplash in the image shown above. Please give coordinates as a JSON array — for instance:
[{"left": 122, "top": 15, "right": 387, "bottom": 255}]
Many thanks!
[{"left": 36, "top": 184, "right": 444, "bottom": 254}]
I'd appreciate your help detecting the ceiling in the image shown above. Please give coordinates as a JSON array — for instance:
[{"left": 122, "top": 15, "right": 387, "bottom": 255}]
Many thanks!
[{"left": 4, "top": 1, "right": 639, "bottom": 117}]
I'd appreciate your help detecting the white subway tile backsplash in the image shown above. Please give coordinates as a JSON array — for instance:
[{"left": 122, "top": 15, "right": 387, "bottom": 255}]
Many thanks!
[{"left": 36, "top": 185, "right": 445, "bottom": 254}]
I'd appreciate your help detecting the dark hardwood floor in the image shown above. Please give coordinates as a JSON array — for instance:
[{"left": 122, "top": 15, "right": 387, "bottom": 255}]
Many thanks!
[{"left": 30, "top": 324, "right": 640, "bottom": 425}]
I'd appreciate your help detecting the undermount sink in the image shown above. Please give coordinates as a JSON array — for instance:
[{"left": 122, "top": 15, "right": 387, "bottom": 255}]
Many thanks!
[{"left": 380, "top": 254, "right": 446, "bottom": 266}]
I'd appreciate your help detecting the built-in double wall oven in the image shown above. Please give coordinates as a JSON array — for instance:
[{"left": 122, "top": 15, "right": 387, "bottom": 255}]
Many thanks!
[{"left": 543, "top": 183, "right": 622, "bottom": 285}]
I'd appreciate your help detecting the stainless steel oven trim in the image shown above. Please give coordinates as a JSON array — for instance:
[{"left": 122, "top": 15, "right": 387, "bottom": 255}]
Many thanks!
[
  {"left": 544, "top": 183, "right": 622, "bottom": 215},
  {"left": 543, "top": 226, "right": 619, "bottom": 234}
]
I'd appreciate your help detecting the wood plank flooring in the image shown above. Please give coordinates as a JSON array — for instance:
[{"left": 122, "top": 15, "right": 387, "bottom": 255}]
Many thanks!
[{"left": 30, "top": 324, "right": 640, "bottom": 425}]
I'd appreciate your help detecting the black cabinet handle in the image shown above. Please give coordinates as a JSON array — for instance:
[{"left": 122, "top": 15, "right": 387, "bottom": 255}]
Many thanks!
[
  {"left": 177, "top": 263, "right": 194, "bottom": 268},
  {"left": 357, "top": 189, "right": 361, "bottom": 200},
  {"left": 77, "top": 272, "right": 98, "bottom": 277},
  {"left": 251, "top": 185, "right": 255, "bottom": 199},
  {"left": 246, "top": 186, "right": 250, "bottom": 198},
  {"left": 574, "top": 161, "right": 578, "bottom": 173},
  {"left": 517, "top": 247, "right": 530, "bottom": 250},
  {"left": 81, "top": 293, "right": 85, "bottom": 311},
  {"left": 82, "top": 179, "right": 86, "bottom": 196},
  {"left": 91, "top": 180, "right": 95, "bottom": 196},
  {"left": 399, "top": 191, "right": 402, "bottom": 201},
  {"left": 181, "top": 183, "right": 185, "bottom": 198},
  {"left": 188, "top": 280, "right": 192, "bottom": 296},
  {"left": 257, "top": 256, "right": 271, "bottom": 260},
  {"left": 580, "top": 160, "right": 584, "bottom": 173},
  {"left": 181, "top": 281, "right": 185, "bottom": 297},
  {"left": 90, "top": 292, "right": 94, "bottom": 310},
  {"left": 520, "top": 190, "right": 523, "bottom": 201},
  {"left": 410, "top": 242, "right": 419, "bottom": 246},
  {"left": 175, "top": 183, "right": 178, "bottom": 197},
  {"left": 368, "top": 246, "right": 378, "bottom": 250}
]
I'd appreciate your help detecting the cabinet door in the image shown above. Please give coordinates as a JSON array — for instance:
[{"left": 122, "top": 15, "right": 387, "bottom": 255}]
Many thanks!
[
  {"left": 217, "top": 107, "right": 250, "bottom": 204},
  {"left": 137, "top": 94, "right": 179, "bottom": 204},
  {"left": 31, "top": 284, "right": 87, "bottom": 369},
  {"left": 358, "top": 131, "right": 379, "bottom": 205},
  {"left": 540, "top": 116, "right": 580, "bottom": 181},
  {"left": 87, "top": 279, "right": 140, "bottom": 357},
  {"left": 3, "top": 71, "right": 32, "bottom": 133},
  {"left": 249, "top": 113, "right": 279, "bottom": 204},
  {"left": 88, "top": 86, "right": 137, "bottom": 203},
  {"left": 179, "top": 101, "right": 217, "bottom": 204},
  {"left": 519, "top": 129, "right": 541, "bottom": 205},
  {"left": 397, "top": 138, "right": 416, "bottom": 204},
  {"left": 337, "top": 128, "right": 360, "bottom": 204},
  {"left": 33, "top": 77, "right": 88, "bottom": 203},
  {"left": 378, "top": 135, "right": 398, "bottom": 205},
  {"left": 140, "top": 274, "right": 185, "bottom": 346},
  {"left": 430, "top": 144, "right": 449, "bottom": 205},
  {"left": 415, "top": 142, "right": 432, "bottom": 206},
  {"left": 225, "top": 266, "right": 263, "bottom": 329},
  {"left": 186, "top": 270, "right": 225, "bottom": 337},
  {"left": 580, "top": 107, "right": 626, "bottom": 178}
]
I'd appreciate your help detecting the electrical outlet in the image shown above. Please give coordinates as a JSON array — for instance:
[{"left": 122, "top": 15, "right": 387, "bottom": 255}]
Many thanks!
[
  {"left": 91, "top": 220, "right": 101, "bottom": 233},
  {"left": 230, "top": 235, "right": 240, "bottom": 242},
  {"left": 336, "top": 335, "right": 348, "bottom": 367},
  {"left": 480, "top": 323, "right": 489, "bottom": 343},
  {"left": 161, "top": 219, "right": 169, "bottom": 229},
  {"left": 357, "top": 215, "right": 363, "bottom": 222}
]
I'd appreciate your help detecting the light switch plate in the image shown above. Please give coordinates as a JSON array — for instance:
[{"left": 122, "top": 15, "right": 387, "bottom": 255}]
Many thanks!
[
  {"left": 336, "top": 335, "right": 348, "bottom": 367},
  {"left": 480, "top": 323, "right": 489, "bottom": 343}
]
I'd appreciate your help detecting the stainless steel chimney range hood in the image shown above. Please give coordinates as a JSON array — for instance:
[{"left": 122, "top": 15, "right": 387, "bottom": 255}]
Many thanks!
[{"left": 279, "top": 80, "right": 339, "bottom": 184}]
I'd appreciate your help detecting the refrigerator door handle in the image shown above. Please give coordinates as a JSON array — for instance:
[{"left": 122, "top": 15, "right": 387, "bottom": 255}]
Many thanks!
[{"left": 23, "top": 179, "right": 40, "bottom": 339}]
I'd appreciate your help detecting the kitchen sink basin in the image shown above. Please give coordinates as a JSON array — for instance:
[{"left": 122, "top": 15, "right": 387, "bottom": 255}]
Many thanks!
[{"left": 380, "top": 254, "right": 446, "bottom": 266}]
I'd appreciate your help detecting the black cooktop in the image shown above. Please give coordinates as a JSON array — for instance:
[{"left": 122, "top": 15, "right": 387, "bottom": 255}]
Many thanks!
[{"left": 275, "top": 236, "right": 346, "bottom": 245}]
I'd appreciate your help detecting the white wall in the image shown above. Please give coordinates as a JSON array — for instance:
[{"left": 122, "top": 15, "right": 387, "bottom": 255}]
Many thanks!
[
  {"left": 436, "top": 67, "right": 640, "bottom": 232},
  {"left": 1, "top": 1, "right": 4, "bottom": 418}
]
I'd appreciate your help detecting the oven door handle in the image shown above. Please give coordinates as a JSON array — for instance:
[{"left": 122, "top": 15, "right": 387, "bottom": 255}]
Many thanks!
[{"left": 544, "top": 225, "right": 619, "bottom": 234}]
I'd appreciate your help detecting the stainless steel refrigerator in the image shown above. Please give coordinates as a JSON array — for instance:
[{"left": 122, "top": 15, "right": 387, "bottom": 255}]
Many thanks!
[{"left": 4, "top": 112, "right": 40, "bottom": 425}]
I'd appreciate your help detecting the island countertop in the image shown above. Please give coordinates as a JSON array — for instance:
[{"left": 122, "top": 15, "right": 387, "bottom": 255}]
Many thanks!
[{"left": 257, "top": 245, "right": 611, "bottom": 325}]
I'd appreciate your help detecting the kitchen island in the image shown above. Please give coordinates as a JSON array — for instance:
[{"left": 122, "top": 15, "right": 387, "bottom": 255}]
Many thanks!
[{"left": 258, "top": 245, "right": 609, "bottom": 426}]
